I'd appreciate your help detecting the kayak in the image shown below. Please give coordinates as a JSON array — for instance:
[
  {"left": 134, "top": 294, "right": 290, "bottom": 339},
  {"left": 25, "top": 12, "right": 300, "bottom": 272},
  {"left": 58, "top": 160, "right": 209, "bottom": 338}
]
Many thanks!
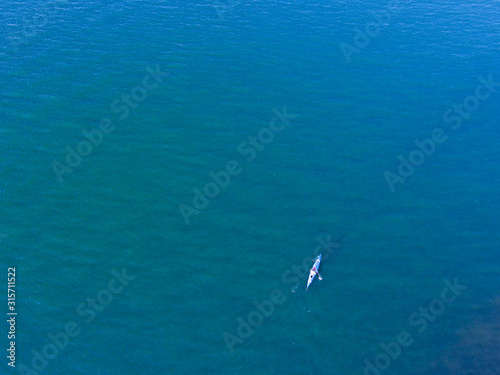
[{"left": 306, "top": 254, "right": 322, "bottom": 291}]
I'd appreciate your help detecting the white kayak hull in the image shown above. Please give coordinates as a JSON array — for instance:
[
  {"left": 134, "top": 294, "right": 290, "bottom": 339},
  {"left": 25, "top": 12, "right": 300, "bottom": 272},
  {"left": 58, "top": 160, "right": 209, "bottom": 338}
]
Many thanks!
[{"left": 306, "top": 254, "right": 322, "bottom": 291}]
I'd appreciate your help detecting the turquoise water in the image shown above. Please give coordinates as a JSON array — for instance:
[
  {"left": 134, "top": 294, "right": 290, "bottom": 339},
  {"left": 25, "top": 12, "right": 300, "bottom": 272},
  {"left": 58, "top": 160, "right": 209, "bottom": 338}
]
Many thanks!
[{"left": 1, "top": 1, "right": 499, "bottom": 374}]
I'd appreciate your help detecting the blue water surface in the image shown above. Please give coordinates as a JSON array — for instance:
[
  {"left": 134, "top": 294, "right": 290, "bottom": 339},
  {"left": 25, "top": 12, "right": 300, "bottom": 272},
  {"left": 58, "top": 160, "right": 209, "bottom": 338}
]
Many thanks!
[{"left": 1, "top": 1, "right": 499, "bottom": 374}]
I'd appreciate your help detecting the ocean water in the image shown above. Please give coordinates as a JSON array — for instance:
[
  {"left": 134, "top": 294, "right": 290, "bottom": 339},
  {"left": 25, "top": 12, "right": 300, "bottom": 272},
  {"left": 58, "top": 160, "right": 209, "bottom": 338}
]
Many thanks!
[{"left": 1, "top": 1, "right": 499, "bottom": 374}]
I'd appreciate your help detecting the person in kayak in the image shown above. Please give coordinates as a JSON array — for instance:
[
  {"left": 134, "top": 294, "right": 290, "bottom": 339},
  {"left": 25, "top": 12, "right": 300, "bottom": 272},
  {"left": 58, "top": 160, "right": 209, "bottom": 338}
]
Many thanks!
[{"left": 306, "top": 255, "right": 323, "bottom": 291}]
